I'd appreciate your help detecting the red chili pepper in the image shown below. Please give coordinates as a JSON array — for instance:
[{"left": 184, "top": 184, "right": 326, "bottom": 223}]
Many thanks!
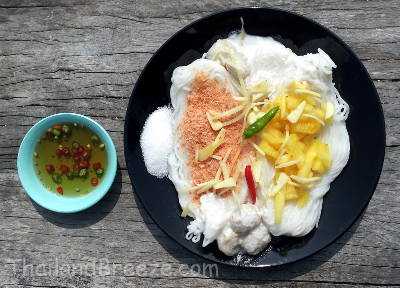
[
  {"left": 45, "top": 164, "right": 55, "bottom": 173},
  {"left": 245, "top": 165, "right": 257, "bottom": 204},
  {"left": 62, "top": 147, "right": 70, "bottom": 156},
  {"left": 59, "top": 164, "right": 69, "bottom": 174},
  {"left": 46, "top": 131, "right": 53, "bottom": 139},
  {"left": 73, "top": 155, "right": 81, "bottom": 162},
  {"left": 73, "top": 163, "right": 80, "bottom": 171},
  {"left": 56, "top": 186, "right": 64, "bottom": 195},
  {"left": 53, "top": 125, "right": 62, "bottom": 130},
  {"left": 92, "top": 162, "right": 101, "bottom": 170},
  {"left": 81, "top": 150, "right": 90, "bottom": 160},
  {"left": 79, "top": 160, "right": 89, "bottom": 169},
  {"left": 78, "top": 147, "right": 84, "bottom": 154},
  {"left": 90, "top": 178, "right": 98, "bottom": 186},
  {"left": 55, "top": 148, "right": 63, "bottom": 157}
]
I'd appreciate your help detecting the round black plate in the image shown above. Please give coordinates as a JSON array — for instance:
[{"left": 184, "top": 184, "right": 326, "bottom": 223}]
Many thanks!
[{"left": 123, "top": 7, "right": 385, "bottom": 267}]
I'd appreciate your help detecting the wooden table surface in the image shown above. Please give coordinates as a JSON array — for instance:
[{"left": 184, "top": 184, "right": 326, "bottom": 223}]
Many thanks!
[{"left": 1, "top": 1, "right": 399, "bottom": 287}]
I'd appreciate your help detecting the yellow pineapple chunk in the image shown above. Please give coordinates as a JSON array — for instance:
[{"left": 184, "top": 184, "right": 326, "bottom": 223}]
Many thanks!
[
  {"left": 317, "top": 142, "right": 332, "bottom": 169},
  {"left": 303, "top": 95, "right": 316, "bottom": 105},
  {"left": 319, "top": 141, "right": 329, "bottom": 153},
  {"left": 297, "top": 189, "right": 310, "bottom": 208},
  {"left": 285, "top": 184, "right": 298, "bottom": 200},
  {"left": 261, "top": 127, "right": 284, "bottom": 149},
  {"left": 297, "top": 141, "right": 318, "bottom": 178},
  {"left": 291, "top": 118, "right": 321, "bottom": 134},
  {"left": 286, "top": 96, "right": 302, "bottom": 111},
  {"left": 283, "top": 165, "right": 298, "bottom": 177},
  {"left": 274, "top": 92, "right": 287, "bottom": 119},
  {"left": 304, "top": 103, "right": 314, "bottom": 114},
  {"left": 285, "top": 134, "right": 300, "bottom": 151},
  {"left": 312, "top": 158, "right": 326, "bottom": 174},
  {"left": 259, "top": 140, "right": 279, "bottom": 159},
  {"left": 268, "top": 81, "right": 333, "bottom": 220},
  {"left": 286, "top": 134, "right": 305, "bottom": 160},
  {"left": 274, "top": 190, "right": 286, "bottom": 224},
  {"left": 271, "top": 120, "right": 284, "bottom": 130},
  {"left": 314, "top": 109, "right": 325, "bottom": 121},
  {"left": 276, "top": 153, "right": 291, "bottom": 165},
  {"left": 301, "top": 135, "right": 315, "bottom": 146},
  {"left": 269, "top": 127, "right": 285, "bottom": 139}
]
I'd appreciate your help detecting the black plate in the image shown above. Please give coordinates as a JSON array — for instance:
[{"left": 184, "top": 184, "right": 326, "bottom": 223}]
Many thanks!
[{"left": 123, "top": 7, "right": 385, "bottom": 267}]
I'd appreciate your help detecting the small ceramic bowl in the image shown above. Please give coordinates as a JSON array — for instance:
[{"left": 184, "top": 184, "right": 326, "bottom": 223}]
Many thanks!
[{"left": 17, "top": 113, "right": 117, "bottom": 213}]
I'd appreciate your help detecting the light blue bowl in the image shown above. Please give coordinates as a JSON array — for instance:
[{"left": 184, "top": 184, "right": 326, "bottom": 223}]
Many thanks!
[{"left": 17, "top": 113, "right": 117, "bottom": 213}]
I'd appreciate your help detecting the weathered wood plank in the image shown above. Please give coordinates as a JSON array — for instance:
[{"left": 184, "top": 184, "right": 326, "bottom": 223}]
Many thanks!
[{"left": 0, "top": 0, "right": 399, "bottom": 287}]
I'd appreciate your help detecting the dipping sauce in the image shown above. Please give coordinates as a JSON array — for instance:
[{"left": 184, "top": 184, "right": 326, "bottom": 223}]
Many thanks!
[{"left": 33, "top": 123, "right": 108, "bottom": 197}]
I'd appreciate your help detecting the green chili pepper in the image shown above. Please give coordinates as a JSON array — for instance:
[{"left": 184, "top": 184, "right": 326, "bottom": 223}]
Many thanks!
[
  {"left": 52, "top": 129, "right": 61, "bottom": 137},
  {"left": 52, "top": 173, "right": 62, "bottom": 184},
  {"left": 62, "top": 124, "right": 71, "bottom": 135},
  {"left": 91, "top": 135, "right": 99, "bottom": 143},
  {"left": 79, "top": 168, "right": 87, "bottom": 177},
  {"left": 95, "top": 168, "right": 104, "bottom": 176},
  {"left": 243, "top": 106, "right": 280, "bottom": 139}
]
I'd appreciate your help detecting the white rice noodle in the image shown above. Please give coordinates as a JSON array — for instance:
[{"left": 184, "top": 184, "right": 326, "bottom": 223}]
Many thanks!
[{"left": 167, "top": 33, "right": 350, "bottom": 255}]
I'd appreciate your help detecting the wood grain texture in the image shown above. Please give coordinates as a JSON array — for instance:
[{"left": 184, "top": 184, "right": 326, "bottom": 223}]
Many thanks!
[{"left": 0, "top": 0, "right": 399, "bottom": 287}]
